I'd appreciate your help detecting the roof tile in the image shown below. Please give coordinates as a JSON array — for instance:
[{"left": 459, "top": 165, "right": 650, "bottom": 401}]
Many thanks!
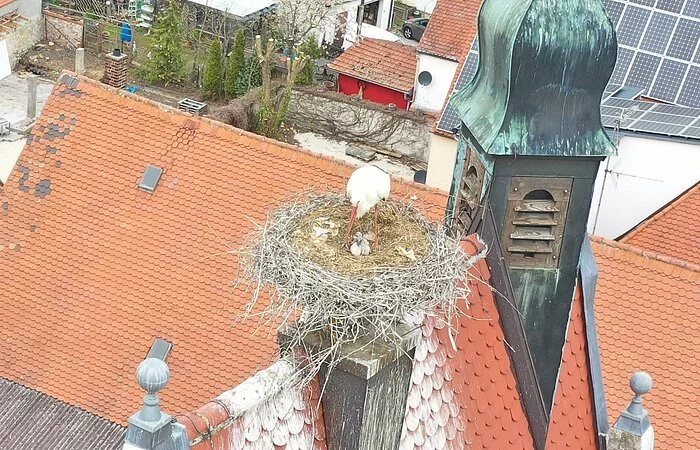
[
  {"left": 0, "top": 75, "right": 446, "bottom": 425},
  {"left": 417, "top": 0, "right": 480, "bottom": 61},
  {"left": 621, "top": 182, "right": 700, "bottom": 266},
  {"left": 329, "top": 38, "right": 417, "bottom": 93},
  {"left": 592, "top": 236, "right": 700, "bottom": 450}
]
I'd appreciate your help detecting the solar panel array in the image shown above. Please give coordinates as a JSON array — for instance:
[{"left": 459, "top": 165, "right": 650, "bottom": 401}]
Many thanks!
[{"left": 437, "top": 0, "right": 700, "bottom": 139}]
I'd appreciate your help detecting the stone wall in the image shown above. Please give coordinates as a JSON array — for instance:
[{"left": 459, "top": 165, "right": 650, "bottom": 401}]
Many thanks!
[
  {"left": 44, "top": 10, "right": 83, "bottom": 49},
  {"left": 288, "top": 89, "right": 432, "bottom": 162},
  {"left": 3, "top": 17, "right": 43, "bottom": 66}
]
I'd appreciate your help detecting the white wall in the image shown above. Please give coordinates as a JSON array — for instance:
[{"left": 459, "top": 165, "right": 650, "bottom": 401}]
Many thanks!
[
  {"left": 413, "top": 54, "right": 458, "bottom": 113},
  {"left": 319, "top": 2, "right": 359, "bottom": 49},
  {"left": 426, "top": 132, "right": 458, "bottom": 191},
  {"left": 400, "top": 0, "right": 436, "bottom": 14},
  {"left": 588, "top": 135, "right": 700, "bottom": 239}
]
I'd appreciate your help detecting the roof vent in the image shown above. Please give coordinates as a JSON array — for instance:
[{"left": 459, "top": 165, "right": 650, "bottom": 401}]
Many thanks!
[
  {"left": 147, "top": 337, "right": 173, "bottom": 361},
  {"left": 139, "top": 165, "right": 163, "bottom": 193}
]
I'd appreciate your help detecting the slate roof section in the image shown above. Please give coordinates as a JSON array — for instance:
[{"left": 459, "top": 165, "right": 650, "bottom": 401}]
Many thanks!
[
  {"left": 546, "top": 284, "right": 599, "bottom": 449},
  {"left": 592, "top": 236, "right": 700, "bottom": 450},
  {"left": 329, "top": 38, "right": 417, "bottom": 93},
  {"left": 0, "top": 74, "right": 447, "bottom": 425},
  {"left": 0, "top": 378, "right": 125, "bottom": 449},
  {"left": 621, "top": 182, "right": 700, "bottom": 266},
  {"left": 400, "top": 317, "right": 466, "bottom": 449},
  {"left": 416, "top": 0, "right": 480, "bottom": 61}
]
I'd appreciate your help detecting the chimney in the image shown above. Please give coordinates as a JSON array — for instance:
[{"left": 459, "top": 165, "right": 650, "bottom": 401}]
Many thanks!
[
  {"left": 122, "top": 358, "right": 190, "bottom": 450},
  {"left": 281, "top": 323, "right": 420, "bottom": 450},
  {"left": 607, "top": 372, "right": 655, "bottom": 450},
  {"left": 445, "top": 0, "right": 617, "bottom": 410},
  {"left": 104, "top": 49, "right": 129, "bottom": 89}
]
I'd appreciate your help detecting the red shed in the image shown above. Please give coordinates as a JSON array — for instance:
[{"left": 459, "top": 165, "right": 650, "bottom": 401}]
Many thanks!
[{"left": 329, "top": 38, "right": 417, "bottom": 110}]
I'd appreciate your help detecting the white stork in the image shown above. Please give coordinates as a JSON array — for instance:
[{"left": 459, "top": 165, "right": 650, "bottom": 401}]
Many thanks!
[{"left": 344, "top": 165, "right": 391, "bottom": 247}]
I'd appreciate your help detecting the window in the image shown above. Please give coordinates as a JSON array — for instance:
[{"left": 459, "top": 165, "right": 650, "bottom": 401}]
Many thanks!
[
  {"left": 451, "top": 148, "right": 486, "bottom": 236},
  {"left": 503, "top": 177, "right": 572, "bottom": 268}
]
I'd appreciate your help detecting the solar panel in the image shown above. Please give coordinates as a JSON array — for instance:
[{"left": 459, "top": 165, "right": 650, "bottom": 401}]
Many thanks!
[
  {"left": 652, "top": 103, "right": 700, "bottom": 117},
  {"left": 640, "top": 13, "right": 676, "bottom": 54},
  {"left": 677, "top": 65, "right": 700, "bottom": 105},
  {"left": 649, "top": 59, "right": 687, "bottom": 100},
  {"left": 666, "top": 19, "right": 700, "bottom": 60},
  {"left": 628, "top": 120, "right": 688, "bottom": 135},
  {"left": 630, "top": 0, "right": 654, "bottom": 6},
  {"left": 616, "top": 6, "right": 651, "bottom": 46},
  {"left": 636, "top": 111, "right": 696, "bottom": 126},
  {"left": 626, "top": 53, "right": 661, "bottom": 89},
  {"left": 603, "top": 0, "right": 626, "bottom": 25},
  {"left": 680, "top": 126, "right": 700, "bottom": 138},
  {"left": 683, "top": 0, "right": 700, "bottom": 18},
  {"left": 656, "top": 0, "right": 685, "bottom": 13},
  {"left": 610, "top": 47, "right": 635, "bottom": 85}
]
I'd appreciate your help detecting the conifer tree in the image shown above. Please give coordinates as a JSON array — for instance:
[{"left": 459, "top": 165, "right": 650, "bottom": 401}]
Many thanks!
[
  {"left": 224, "top": 30, "right": 246, "bottom": 99},
  {"left": 202, "top": 39, "right": 224, "bottom": 99},
  {"left": 141, "top": 0, "right": 186, "bottom": 86}
]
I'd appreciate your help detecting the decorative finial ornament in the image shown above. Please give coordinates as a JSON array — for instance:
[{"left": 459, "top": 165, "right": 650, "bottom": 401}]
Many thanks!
[
  {"left": 136, "top": 358, "right": 170, "bottom": 422},
  {"left": 627, "top": 371, "right": 653, "bottom": 416}
]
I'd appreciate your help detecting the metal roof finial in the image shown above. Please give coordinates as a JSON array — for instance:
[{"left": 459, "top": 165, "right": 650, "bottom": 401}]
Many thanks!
[
  {"left": 627, "top": 371, "right": 653, "bottom": 416},
  {"left": 136, "top": 358, "right": 170, "bottom": 422}
]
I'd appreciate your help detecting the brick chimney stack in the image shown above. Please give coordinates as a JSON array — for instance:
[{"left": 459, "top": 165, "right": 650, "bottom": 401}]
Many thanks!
[
  {"left": 104, "top": 49, "right": 128, "bottom": 89},
  {"left": 607, "top": 372, "right": 655, "bottom": 450}
]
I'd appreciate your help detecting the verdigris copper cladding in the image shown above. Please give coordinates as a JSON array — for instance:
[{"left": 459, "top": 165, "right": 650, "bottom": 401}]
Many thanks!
[{"left": 452, "top": 0, "right": 618, "bottom": 157}]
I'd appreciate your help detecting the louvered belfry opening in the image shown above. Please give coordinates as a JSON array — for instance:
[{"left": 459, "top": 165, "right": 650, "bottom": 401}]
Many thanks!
[{"left": 503, "top": 176, "right": 572, "bottom": 268}]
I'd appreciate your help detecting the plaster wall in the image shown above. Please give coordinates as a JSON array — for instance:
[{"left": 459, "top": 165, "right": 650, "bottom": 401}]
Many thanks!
[
  {"left": 1, "top": 16, "right": 42, "bottom": 66},
  {"left": 0, "top": 0, "right": 41, "bottom": 19},
  {"left": 425, "top": 132, "right": 457, "bottom": 191},
  {"left": 588, "top": 135, "right": 700, "bottom": 238},
  {"left": 413, "top": 54, "right": 457, "bottom": 113}
]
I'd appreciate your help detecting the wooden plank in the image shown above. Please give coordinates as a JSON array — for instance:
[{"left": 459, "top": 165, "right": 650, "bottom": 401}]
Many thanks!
[
  {"left": 510, "top": 228, "right": 555, "bottom": 240},
  {"left": 508, "top": 245, "right": 552, "bottom": 254},
  {"left": 512, "top": 217, "right": 558, "bottom": 226},
  {"left": 514, "top": 199, "right": 560, "bottom": 213}
]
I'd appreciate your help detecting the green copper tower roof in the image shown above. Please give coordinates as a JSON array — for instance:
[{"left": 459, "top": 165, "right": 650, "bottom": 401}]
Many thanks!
[{"left": 451, "top": 0, "right": 618, "bottom": 157}]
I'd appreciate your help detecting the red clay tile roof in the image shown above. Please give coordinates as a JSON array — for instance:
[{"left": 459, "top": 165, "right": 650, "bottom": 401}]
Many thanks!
[
  {"left": 417, "top": 0, "right": 480, "bottom": 61},
  {"left": 329, "top": 38, "right": 417, "bottom": 93},
  {"left": 452, "top": 235, "right": 535, "bottom": 448},
  {"left": 0, "top": 74, "right": 447, "bottom": 425},
  {"left": 546, "top": 283, "right": 598, "bottom": 450},
  {"left": 592, "top": 236, "right": 700, "bottom": 450},
  {"left": 621, "top": 182, "right": 700, "bottom": 266}
]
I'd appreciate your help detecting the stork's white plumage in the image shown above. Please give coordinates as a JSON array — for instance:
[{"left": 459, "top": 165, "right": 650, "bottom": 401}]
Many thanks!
[{"left": 345, "top": 165, "right": 391, "bottom": 246}]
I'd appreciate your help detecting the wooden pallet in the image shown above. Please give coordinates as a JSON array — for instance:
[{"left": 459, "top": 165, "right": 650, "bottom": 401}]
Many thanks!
[
  {"left": 0, "top": 12, "right": 27, "bottom": 35},
  {"left": 177, "top": 98, "right": 207, "bottom": 116}
]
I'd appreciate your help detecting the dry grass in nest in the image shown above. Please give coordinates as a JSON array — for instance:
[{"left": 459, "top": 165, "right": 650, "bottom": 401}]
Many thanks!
[
  {"left": 291, "top": 202, "right": 430, "bottom": 276},
  {"left": 234, "top": 193, "right": 476, "bottom": 387}
]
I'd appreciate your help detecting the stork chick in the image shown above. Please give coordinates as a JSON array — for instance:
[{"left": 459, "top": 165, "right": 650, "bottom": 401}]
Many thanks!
[
  {"left": 345, "top": 165, "right": 391, "bottom": 248},
  {"left": 350, "top": 232, "right": 371, "bottom": 257}
]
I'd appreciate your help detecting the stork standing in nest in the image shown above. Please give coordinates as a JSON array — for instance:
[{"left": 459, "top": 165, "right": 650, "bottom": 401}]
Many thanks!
[{"left": 344, "top": 165, "right": 391, "bottom": 248}]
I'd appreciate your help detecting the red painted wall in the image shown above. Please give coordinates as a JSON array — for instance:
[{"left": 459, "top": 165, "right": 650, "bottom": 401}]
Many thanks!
[{"left": 337, "top": 74, "right": 411, "bottom": 110}]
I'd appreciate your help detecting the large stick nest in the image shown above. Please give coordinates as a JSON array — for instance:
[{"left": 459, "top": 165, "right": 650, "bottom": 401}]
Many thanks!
[{"left": 236, "top": 194, "right": 475, "bottom": 381}]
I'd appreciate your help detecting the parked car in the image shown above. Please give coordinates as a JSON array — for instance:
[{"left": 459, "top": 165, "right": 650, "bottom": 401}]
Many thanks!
[{"left": 403, "top": 18, "right": 429, "bottom": 41}]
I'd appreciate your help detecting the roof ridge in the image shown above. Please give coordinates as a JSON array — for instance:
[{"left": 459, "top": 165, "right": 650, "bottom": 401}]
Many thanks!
[
  {"left": 62, "top": 72, "right": 444, "bottom": 196},
  {"left": 620, "top": 182, "right": 700, "bottom": 244},
  {"left": 589, "top": 235, "right": 700, "bottom": 273}
]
